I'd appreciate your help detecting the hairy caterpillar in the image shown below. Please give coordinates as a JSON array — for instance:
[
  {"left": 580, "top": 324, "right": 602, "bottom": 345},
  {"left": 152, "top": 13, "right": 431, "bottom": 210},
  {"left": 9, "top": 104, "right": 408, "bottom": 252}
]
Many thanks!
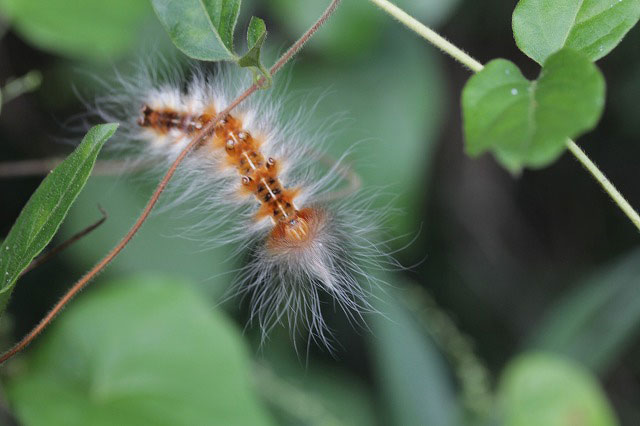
[{"left": 93, "top": 63, "right": 389, "bottom": 347}]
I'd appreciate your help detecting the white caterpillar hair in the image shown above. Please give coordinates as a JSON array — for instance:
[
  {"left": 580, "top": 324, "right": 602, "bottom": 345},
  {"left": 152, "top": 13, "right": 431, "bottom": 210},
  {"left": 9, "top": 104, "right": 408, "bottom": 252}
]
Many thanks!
[{"left": 91, "top": 59, "right": 392, "bottom": 348}]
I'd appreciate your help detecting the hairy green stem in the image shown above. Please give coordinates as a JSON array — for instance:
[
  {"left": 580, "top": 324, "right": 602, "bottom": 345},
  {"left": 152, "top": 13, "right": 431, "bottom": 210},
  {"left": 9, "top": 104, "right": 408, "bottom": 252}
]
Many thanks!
[
  {"left": 367, "top": 0, "right": 483, "bottom": 72},
  {"left": 368, "top": 0, "right": 640, "bottom": 232},
  {"left": 566, "top": 140, "right": 640, "bottom": 230}
]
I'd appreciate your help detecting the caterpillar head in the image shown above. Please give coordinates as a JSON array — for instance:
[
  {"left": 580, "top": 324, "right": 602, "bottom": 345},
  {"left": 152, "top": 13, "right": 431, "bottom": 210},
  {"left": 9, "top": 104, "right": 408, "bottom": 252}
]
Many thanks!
[{"left": 267, "top": 207, "right": 325, "bottom": 253}]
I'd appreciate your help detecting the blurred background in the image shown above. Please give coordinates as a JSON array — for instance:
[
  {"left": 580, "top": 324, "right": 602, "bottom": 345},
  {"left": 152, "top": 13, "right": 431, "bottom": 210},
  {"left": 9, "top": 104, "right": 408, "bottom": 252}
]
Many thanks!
[{"left": 1, "top": 0, "right": 639, "bottom": 424}]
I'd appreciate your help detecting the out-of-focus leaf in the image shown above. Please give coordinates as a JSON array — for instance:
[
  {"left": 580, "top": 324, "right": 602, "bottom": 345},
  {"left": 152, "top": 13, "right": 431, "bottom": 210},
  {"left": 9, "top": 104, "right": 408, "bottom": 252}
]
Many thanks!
[
  {"left": 6, "top": 276, "right": 273, "bottom": 426},
  {"left": 150, "top": 0, "right": 240, "bottom": 61},
  {"left": 255, "top": 332, "right": 377, "bottom": 425},
  {"left": 370, "top": 282, "right": 460, "bottom": 426},
  {"left": 528, "top": 248, "right": 640, "bottom": 373},
  {"left": 498, "top": 352, "right": 618, "bottom": 426},
  {"left": 513, "top": 0, "right": 640, "bottom": 64},
  {"left": 462, "top": 49, "right": 605, "bottom": 173},
  {"left": 0, "top": 0, "right": 151, "bottom": 61},
  {"left": 0, "top": 124, "right": 117, "bottom": 315}
]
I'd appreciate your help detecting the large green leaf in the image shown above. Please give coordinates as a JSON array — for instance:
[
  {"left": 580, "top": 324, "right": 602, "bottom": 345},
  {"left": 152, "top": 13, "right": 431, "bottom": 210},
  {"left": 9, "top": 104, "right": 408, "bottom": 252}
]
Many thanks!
[
  {"left": 462, "top": 49, "right": 605, "bottom": 173},
  {"left": 254, "top": 328, "right": 378, "bottom": 425},
  {"left": 498, "top": 352, "right": 618, "bottom": 426},
  {"left": 370, "top": 283, "right": 460, "bottom": 426},
  {"left": 0, "top": 0, "right": 151, "bottom": 61},
  {"left": 0, "top": 124, "right": 117, "bottom": 315},
  {"left": 150, "top": 0, "right": 240, "bottom": 61},
  {"left": 513, "top": 0, "right": 640, "bottom": 64},
  {"left": 5, "top": 276, "right": 273, "bottom": 426},
  {"left": 528, "top": 248, "right": 640, "bottom": 373}
]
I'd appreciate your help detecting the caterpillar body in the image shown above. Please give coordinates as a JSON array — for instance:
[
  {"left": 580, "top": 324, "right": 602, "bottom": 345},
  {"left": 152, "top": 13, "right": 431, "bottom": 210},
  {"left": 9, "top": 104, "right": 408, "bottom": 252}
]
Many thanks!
[{"left": 95, "top": 64, "right": 388, "bottom": 347}]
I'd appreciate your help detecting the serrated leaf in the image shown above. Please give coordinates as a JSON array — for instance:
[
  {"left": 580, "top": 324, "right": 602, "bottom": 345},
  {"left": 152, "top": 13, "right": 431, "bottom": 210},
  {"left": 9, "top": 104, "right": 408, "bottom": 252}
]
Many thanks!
[
  {"left": 498, "top": 352, "right": 618, "bottom": 426},
  {"left": 462, "top": 49, "right": 605, "bottom": 172},
  {"left": 150, "top": 0, "right": 240, "bottom": 61},
  {"left": 0, "top": 123, "right": 117, "bottom": 315},
  {"left": 5, "top": 276, "right": 273, "bottom": 426},
  {"left": 513, "top": 0, "right": 640, "bottom": 64},
  {"left": 0, "top": 0, "right": 151, "bottom": 61},
  {"left": 528, "top": 248, "right": 640, "bottom": 373},
  {"left": 238, "top": 16, "right": 270, "bottom": 86}
]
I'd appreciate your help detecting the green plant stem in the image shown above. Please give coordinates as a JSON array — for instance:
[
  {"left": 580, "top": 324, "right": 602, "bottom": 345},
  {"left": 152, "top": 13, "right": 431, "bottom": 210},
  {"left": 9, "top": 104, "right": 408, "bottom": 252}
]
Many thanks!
[
  {"left": 367, "top": 0, "right": 640, "bottom": 233},
  {"left": 367, "top": 0, "right": 483, "bottom": 72},
  {"left": 1, "top": 70, "right": 42, "bottom": 105},
  {"left": 566, "top": 140, "right": 640, "bottom": 230}
]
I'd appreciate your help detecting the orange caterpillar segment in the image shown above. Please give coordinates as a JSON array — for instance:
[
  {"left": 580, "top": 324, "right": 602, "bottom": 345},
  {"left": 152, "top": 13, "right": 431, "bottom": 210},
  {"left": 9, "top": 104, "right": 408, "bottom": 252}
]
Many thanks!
[
  {"left": 212, "top": 115, "right": 299, "bottom": 222},
  {"left": 137, "top": 105, "right": 320, "bottom": 245}
]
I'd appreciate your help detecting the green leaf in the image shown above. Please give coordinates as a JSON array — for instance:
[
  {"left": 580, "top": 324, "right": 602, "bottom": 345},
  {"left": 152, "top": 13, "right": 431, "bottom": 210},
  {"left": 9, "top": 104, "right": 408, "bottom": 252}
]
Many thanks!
[
  {"left": 246, "top": 16, "right": 266, "bottom": 52},
  {"left": 528, "top": 248, "right": 640, "bottom": 373},
  {"left": 5, "top": 276, "right": 273, "bottom": 426},
  {"left": 370, "top": 282, "right": 460, "bottom": 425},
  {"left": 513, "top": 0, "right": 640, "bottom": 64},
  {"left": 498, "top": 352, "right": 618, "bottom": 426},
  {"left": 0, "top": 124, "right": 117, "bottom": 315},
  {"left": 238, "top": 16, "right": 271, "bottom": 87},
  {"left": 150, "top": 0, "right": 240, "bottom": 61},
  {"left": 0, "top": 0, "right": 151, "bottom": 61},
  {"left": 462, "top": 49, "right": 605, "bottom": 172}
]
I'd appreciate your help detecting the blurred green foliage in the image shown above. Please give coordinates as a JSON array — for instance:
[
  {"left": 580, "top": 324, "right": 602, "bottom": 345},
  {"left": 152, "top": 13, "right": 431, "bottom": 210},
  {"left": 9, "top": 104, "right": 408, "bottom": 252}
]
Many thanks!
[
  {"left": 0, "top": 0, "right": 152, "bottom": 61},
  {"left": 0, "top": 0, "right": 639, "bottom": 424},
  {"left": 498, "top": 353, "right": 617, "bottom": 426},
  {"left": 370, "top": 283, "right": 460, "bottom": 425},
  {"left": 5, "top": 276, "right": 273, "bottom": 426},
  {"left": 530, "top": 248, "right": 640, "bottom": 373}
]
